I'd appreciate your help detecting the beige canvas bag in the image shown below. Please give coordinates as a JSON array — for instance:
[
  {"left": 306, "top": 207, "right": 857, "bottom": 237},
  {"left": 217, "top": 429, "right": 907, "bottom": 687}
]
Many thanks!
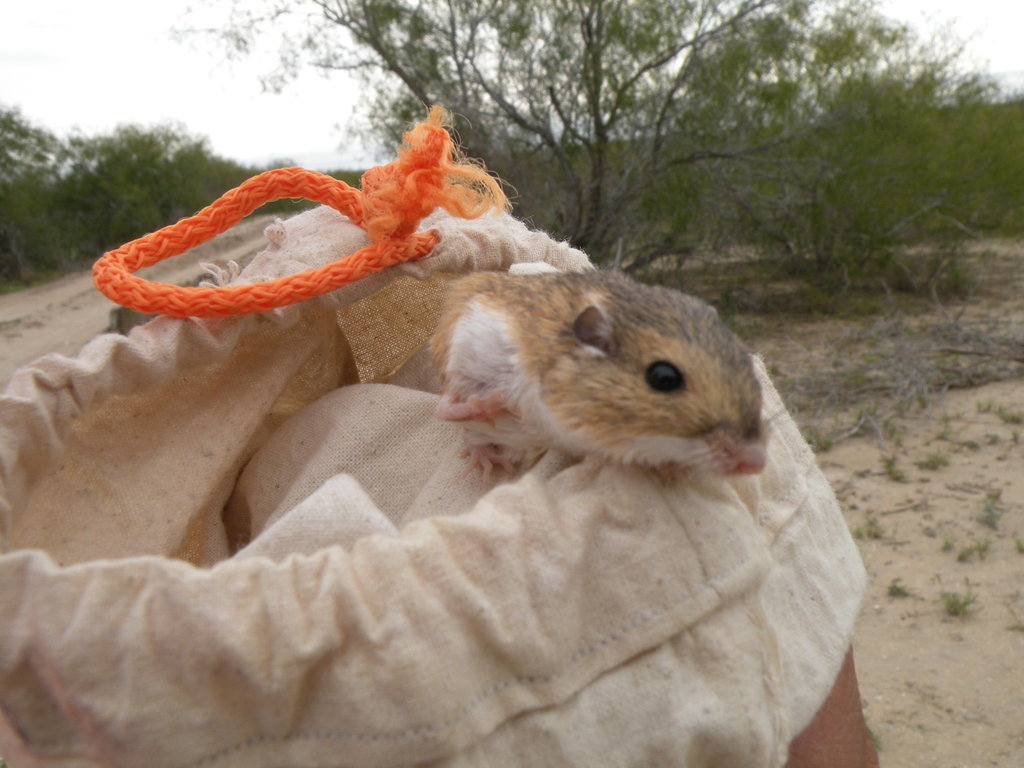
[{"left": 0, "top": 204, "right": 866, "bottom": 768}]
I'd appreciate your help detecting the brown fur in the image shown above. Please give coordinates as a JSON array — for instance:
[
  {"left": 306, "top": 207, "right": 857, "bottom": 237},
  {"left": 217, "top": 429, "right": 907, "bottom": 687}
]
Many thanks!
[{"left": 432, "top": 270, "right": 762, "bottom": 457}]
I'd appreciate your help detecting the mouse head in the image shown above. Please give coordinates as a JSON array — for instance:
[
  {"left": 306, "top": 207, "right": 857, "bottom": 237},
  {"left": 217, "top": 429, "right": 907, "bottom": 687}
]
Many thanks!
[{"left": 540, "top": 275, "right": 765, "bottom": 475}]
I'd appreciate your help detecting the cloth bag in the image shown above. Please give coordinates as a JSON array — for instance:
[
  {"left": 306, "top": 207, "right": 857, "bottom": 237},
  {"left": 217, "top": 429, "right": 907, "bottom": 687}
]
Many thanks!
[{"left": 0, "top": 205, "right": 866, "bottom": 768}]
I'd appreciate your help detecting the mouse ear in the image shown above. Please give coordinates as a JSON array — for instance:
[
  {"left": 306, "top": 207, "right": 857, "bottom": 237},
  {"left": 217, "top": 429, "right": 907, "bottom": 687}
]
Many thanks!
[{"left": 573, "top": 305, "right": 617, "bottom": 356}]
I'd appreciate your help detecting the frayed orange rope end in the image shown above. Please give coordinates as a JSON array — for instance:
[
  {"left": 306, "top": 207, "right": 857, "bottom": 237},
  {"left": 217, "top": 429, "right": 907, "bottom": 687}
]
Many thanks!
[
  {"left": 361, "top": 106, "right": 508, "bottom": 243},
  {"left": 92, "top": 106, "right": 507, "bottom": 318}
]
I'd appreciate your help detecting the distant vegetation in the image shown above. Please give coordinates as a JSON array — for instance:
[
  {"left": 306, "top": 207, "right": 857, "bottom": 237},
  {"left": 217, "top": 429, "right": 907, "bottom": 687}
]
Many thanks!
[
  {"left": 0, "top": 106, "right": 362, "bottom": 285},
  {"left": 6, "top": 0, "right": 1024, "bottom": 300},
  {"left": 197, "top": 0, "right": 1024, "bottom": 300}
]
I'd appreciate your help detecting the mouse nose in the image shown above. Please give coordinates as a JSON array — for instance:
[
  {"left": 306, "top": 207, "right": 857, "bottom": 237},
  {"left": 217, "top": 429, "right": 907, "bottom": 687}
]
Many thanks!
[{"left": 708, "top": 428, "right": 766, "bottom": 475}]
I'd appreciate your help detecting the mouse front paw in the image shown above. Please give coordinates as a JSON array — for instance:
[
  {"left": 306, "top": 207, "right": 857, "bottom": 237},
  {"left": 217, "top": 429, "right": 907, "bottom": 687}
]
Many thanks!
[
  {"left": 437, "top": 390, "right": 518, "bottom": 425},
  {"left": 462, "top": 441, "right": 518, "bottom": 477}
]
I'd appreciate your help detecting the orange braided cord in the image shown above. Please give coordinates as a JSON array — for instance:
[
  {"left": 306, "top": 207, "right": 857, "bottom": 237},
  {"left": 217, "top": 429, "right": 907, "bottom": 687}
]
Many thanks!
[
  {"left": 93, "top": 107, "right": 507, "bottom": 318},
  {"left": 97, "top": 231, "right": 440, "bottom": 317}
]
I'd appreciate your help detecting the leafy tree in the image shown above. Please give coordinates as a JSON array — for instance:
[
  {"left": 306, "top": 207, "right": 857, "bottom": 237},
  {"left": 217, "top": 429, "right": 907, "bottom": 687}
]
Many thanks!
[
  {"left": 52, "top": 123, "right": 230, "bottom": 259},
  {"left": 0, "top": 115, "right": 264, "bottom": 284},
  {"left": 193, "top": 0, "right": 1020, "bottom": 295},
  {"left": 193, "top": 0, "right": 825, "bottom": 260},
  {"left": 0, "top": 106, "right": 61, "bottom": 280},
  {"left": 665, "top": 5, "right": 1004, "bottom": 284}
]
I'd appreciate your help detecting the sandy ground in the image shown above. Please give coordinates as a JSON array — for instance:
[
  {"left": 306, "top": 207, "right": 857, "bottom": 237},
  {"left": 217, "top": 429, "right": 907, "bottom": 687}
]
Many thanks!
[
  {"left": 2, "top": 224, "right": 1022, "bottom": 766},
  {"left": 747, "top": 242, "right": 1024, "bottom": 766},
  {"left": 0, "top": 215, "right": 273, "bottom": 383},
  {"left": 816, "top": 380, "right": 1024, "bottom": 767}
]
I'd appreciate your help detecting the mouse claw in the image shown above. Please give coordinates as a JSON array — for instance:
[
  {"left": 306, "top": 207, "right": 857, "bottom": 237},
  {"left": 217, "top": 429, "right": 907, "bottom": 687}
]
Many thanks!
[{"left": 463, "top": 442, "right": 517, "bottom": 477}]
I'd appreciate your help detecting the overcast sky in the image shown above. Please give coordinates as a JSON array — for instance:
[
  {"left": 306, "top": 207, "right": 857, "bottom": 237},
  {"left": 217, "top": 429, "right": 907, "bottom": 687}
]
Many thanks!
[{"left": 2, "top": 0, "right": 1021, "bottom": 171}]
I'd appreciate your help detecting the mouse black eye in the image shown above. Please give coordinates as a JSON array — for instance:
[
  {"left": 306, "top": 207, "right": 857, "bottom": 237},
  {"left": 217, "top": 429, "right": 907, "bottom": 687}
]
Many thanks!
[{"left": 645, "top": 361, "right": 685, "bottom": 393}]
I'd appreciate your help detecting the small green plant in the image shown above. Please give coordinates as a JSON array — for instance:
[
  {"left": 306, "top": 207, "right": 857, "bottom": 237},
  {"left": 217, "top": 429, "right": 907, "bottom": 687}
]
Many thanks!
[
  {"left": 881, "top": 456, "right": 907, "bottom": 482},
  {"left": 941, "top": 537, "right": 954, "bottom": 552},
  {"left": 942, "top": 590, "right": 976, "bottom": 617},
  {"left": 957, "top": 540, "right": 992, "bottom": 561},
  {"left": 915, "top": 451, "right": 950, "bottom": 470},
  {"left": 852, "top": 517, "right": 884, "bottom": 540},
  {"left": 804, "top": 428, "right": 834, "bottom": 452},
  {"left": 1015, "top": 537, "right": 1024, "bottom": 554},
  {"left": 976, "top": 400, "right": 1024, "bottom": 425},
  {"left": 978, "top": 493, "right": 1004, "bottom": 530},
  {"left": 881, "top": 419, "right": 904, "bottom": 447},
  {"left": 868, "top": 727, "right": 881, "bottom": 753},
  {"left": 887, "top": 579, "right": 910, "bottom": 598},
  {"left": 934, "top": 414, "right": 959, "bottom": 442},
  {"left": 997, "top": 406, "right": 1024, "bottom": 425}
]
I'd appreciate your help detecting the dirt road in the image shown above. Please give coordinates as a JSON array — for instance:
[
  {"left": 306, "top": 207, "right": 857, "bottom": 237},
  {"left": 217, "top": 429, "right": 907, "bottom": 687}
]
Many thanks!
[{"left": 0, "top": 216, "right": 273, "bottom": 385}]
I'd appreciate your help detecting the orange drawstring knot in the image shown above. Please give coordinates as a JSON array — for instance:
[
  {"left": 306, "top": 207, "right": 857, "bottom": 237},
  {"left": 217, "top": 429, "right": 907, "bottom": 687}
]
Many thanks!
[{"left": 92, "top": 106, "right": 506, "bottom": 318}]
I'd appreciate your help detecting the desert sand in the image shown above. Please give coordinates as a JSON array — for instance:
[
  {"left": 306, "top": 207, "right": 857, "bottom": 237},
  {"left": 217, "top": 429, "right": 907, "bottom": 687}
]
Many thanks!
[
  {"left": 819, "top": 380, "right": 1024, "bottom": 766},
  {"left": 1, "top": 222, "right": 1022, "bottom": 766},
  {"left": 747, "top": 242, "right": 1024, "bottom": 766}
]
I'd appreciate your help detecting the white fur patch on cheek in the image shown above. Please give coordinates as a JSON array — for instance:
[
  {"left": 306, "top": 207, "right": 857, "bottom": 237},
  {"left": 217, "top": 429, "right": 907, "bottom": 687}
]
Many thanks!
[
  {"left": 619, "top": 434, "right": 712, "bottom": 467},
  {"left": 446, "top": 302, "right": 520, "bottom": 393}
]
